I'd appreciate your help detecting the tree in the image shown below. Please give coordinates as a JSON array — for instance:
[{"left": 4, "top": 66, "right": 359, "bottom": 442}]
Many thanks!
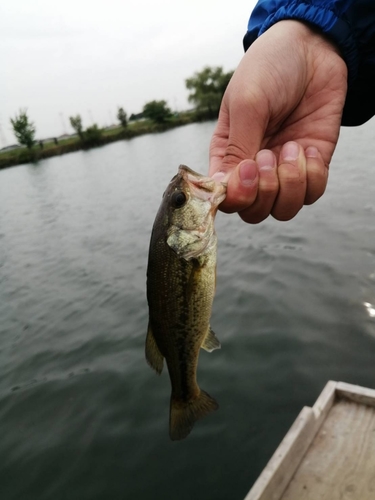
[
  {"left": 117, "top": 107, "right": 128, "bottom": 128},
  {"left": 185, "top": 66, "right": 234, "bottom": 118},
  {"left": 69, "top": 115, "right": 84, "bottom": 139},
  {"left": 143, "top": 100, "right": 172, "bottom": 124},
  {"left": 10, "top": 109, "right": 36, "bottom": 149},
  {"left": 129, "top": 112, "right": 144, "bottom": 121},
  {"left": 84, "top": 124, "right": 102, "bottom": 146}
]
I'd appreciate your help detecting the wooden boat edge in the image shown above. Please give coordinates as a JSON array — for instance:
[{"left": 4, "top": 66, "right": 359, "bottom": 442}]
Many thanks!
[{"left": 244, "top": 380, "right": 375, "bottom": 500}]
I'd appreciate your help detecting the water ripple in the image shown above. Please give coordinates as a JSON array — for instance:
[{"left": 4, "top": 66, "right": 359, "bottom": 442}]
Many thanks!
[{"left": 1, "top": 122, "right": 375, "bottom": 500}]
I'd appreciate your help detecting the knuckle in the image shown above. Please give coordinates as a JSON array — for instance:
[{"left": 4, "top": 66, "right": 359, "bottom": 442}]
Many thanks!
[
  {"left": 278, "top": 169, "right": 304, "bottom": 186},
  {"left": 305, "top": 168, "right": 328, "bottom": 205},
  {"left": 239, "top": 209, "right": 269, "bottom": 224},
  {"left": 272, "top": 204, "right": 302, "bottom": 221},
  {"left": 259, "top": 178, "right": 279, "bottom": 197},
  {"left": 235, "top": 191, "right": 258, "bottom": 210},
  {"left": 305, "top": 184, "right": 326, "bottom": 205},
  {"left": 218, "top": 201, "right": 238, "bottom": 214}
]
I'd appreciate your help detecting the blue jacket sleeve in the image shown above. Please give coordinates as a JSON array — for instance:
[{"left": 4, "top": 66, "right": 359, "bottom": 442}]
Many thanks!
[{"left": 243, "top": 0, "right": 375, "bottom": 126}]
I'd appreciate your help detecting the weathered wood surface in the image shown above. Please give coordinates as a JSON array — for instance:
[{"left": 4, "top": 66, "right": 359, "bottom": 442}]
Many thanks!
[
  {"left": 336, "top": 381, "right": 375, "bottom": 408},
  {"left": 244, "top": 381, "right": 336, "bottom": 500},
  {"left": 281, "top": 398, "right": 375, "bottom": 499},
  {"left": 244, "top": 381, "right": 375, "bottom": 500}
]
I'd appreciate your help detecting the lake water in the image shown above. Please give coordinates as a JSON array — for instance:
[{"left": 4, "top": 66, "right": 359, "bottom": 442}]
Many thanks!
[{"left": 1, "top": 120, "right": 375, "bottom": 500}]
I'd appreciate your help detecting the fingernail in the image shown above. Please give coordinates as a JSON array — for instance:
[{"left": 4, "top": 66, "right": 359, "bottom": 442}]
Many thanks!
[
  {"left": 281, "top": 141, "right": 299, "bottom": 161},
  {"left": 306, "top": 146, "right": 318, "bottom": 158},
  {"left": 211, "top": 171, "right": 225, "bottom": 181},
  {"left": 211, "top": 171, "right": 231, "bottom": 185},
  {"left": 256, "top": 150, "right": 276, "bottom": 171},
  {"left": 239, "top": 160, "right": 257, "bottom": 186}
]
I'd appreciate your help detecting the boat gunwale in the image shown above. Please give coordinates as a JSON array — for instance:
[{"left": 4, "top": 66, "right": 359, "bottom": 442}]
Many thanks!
[{"left": 244, "top": 380, "right": 375, "bottom": 500}]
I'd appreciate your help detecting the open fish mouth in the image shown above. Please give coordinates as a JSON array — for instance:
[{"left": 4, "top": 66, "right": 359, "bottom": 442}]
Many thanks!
[{"left": 179, "top": 165, "right": 226, "bottom": 206}]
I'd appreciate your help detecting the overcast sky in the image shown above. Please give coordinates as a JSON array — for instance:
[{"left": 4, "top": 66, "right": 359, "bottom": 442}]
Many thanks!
[{"left": 1, "top": 0, "right": 257, "bottom": 145}]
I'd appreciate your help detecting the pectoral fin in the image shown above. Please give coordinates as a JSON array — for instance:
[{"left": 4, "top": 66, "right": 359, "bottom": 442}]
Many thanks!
[
  {"left": 201, "top": 327, "right": 221, "bottom": 352},
  {"left": 145, "top": 323, "right": 164, "bottom": 374}
]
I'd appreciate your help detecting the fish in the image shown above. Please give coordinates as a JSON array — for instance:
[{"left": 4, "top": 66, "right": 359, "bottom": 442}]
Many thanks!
[{"left": 146, "top": 164, "right": 226, "bottom": 441}]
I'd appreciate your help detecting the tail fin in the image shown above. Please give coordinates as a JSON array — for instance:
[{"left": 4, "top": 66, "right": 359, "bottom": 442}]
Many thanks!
[{"left": 169, "top": 390, "right": 218, "bottom": 441}]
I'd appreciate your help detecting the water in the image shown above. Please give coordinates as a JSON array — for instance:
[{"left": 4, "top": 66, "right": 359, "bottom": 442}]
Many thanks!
[{"left": 1, "top": 121, "right": 375, "bottom": 500}]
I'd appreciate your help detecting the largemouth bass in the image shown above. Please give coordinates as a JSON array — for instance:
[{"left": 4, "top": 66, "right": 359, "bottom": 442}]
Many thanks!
[{"left": 146, "top": 165, "right": 226, "bottom": 441}]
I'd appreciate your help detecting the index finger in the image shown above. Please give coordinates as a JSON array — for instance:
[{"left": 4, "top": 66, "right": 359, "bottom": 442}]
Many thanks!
[{"left": 212, "top": 159, "right": 259, "bottom": 213}]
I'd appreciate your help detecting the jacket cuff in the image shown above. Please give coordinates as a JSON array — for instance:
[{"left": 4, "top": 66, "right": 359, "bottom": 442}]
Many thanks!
[{"left": 243, "top": 1, "right": 358, "bottom": 85}]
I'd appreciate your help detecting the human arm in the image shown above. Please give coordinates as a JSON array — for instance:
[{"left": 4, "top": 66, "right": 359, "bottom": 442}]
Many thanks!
[
  {"left": 209, "top": 0, "right": 375, "bottom": 223},
  {"left": 244, "top": 0, "right": 375, "bottom": 127}
]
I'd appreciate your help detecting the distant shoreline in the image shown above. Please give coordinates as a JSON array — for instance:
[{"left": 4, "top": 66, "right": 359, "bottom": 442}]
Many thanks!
[{"left": 0, "top": 113, "right": 212, "bottom": 170}]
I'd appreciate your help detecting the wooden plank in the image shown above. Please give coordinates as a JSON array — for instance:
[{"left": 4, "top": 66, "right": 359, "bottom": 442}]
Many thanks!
[
  {"left": 311, "top": 380, "right": 337, "bottom": 422},
  {"left": 244, "top": 381, "right": 337, "bottom": 500},
  {"left": 280, "top": 399, "right": 375, "bottom": 499},
  {"left": 244, "top": 407, "right": 315, "bottom": 500},
  {"left": 336, "top": 381, "right": 375, "bottom": 408}
]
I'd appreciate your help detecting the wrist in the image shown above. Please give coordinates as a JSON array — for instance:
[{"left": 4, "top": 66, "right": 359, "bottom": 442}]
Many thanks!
[{"left": 267, "top": 20, "right": 347, "bottom": 77}]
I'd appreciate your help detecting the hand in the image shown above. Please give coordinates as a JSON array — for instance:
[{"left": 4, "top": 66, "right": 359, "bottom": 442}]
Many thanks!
[{"left": 209, "top": 20, "right": 348, "bottom": 223}]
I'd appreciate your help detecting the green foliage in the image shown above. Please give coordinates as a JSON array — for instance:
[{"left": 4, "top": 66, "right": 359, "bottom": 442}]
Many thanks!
[
  {"left": 84, "top": 124, "right": 102, "bottom": 146},
  {"left": 69, "top": 115, "right": 84, "bottom": 139},
  {"left": 129, "top": 112, "right": 144, "bottom": 121},
  {"left": 10, "top": 109, "right": 36, "bottom": 149},
  {"left": 185, "top": 66, "right": 234, "bottom": 118},
  {"left": 0, "top": 112, "right": 199, "bottom": 169},
  {"left": 142, "top": 100, "right": 172, "bottom": 124},
  {"left": 117, "top": 107, "right": 128, "bottom": 128}
]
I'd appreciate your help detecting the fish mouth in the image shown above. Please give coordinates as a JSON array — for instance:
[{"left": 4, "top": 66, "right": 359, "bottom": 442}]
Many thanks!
[{"left": 178, "top": 165, "right": 226, "bottom": 206}]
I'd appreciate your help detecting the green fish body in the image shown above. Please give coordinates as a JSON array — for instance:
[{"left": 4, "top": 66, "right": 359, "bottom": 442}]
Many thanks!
[{"left": 146, "top": 165, "right": 226, "bottom": 440}]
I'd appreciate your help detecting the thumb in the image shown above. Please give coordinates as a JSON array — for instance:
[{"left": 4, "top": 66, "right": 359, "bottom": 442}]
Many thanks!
[{"left": 209, "top": 89, "right": 265, "bottom": 213}]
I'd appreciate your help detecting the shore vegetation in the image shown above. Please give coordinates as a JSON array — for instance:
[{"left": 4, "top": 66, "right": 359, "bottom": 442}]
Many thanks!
[
  {"left": 10, "top": 109, "right": 36, "bottom": 150},
  {"left": 1, "top": 66, "right": 233, "bottom": 169}
]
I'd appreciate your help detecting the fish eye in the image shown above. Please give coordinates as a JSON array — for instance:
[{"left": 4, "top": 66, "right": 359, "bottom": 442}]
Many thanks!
[{"left": 171, "top": 191, "right": 187, "bottom": 208}]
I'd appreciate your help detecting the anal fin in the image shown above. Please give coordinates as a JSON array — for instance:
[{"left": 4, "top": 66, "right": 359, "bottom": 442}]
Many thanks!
[
  {"left": 145, "top": 323, "right": 164, "bottom": 374},
  {"left": 201, "top": 327, "right": 221, "bottom": 352}
]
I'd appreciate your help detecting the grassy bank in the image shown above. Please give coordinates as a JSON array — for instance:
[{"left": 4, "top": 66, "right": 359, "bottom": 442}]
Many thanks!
[{"left": 0, "top": 112, "right": 208, "bottom": 170}]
